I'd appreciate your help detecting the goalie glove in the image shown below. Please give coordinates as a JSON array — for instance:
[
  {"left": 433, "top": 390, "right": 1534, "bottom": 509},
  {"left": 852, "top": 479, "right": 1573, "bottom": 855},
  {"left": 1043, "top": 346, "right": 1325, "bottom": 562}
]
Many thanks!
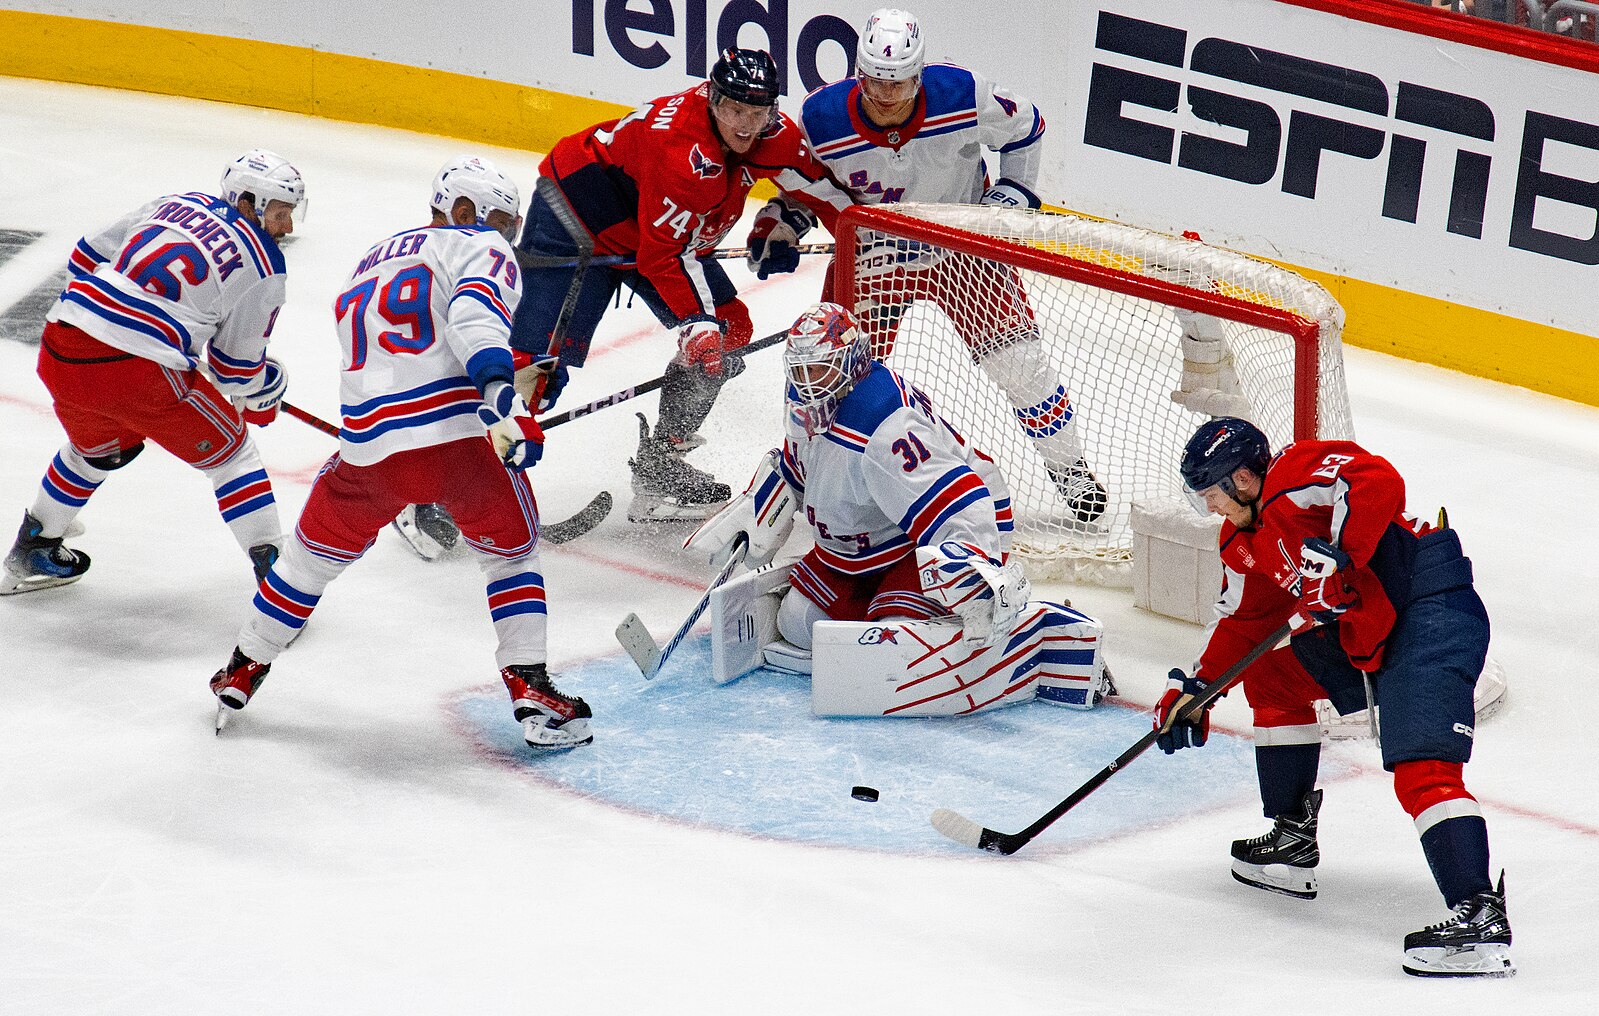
[
  {"left": 684, "top": 449, "right": 797, "bottom": 568},
  {"left": 1154, "top": 668, "right": 1211, "bottom": 753},
  {"left": 1292, "top": 537, "right": 1358, "bottom": 633},
  {"left": 979, "top": 178, "right": 1041, "bottom": 210},
  {"left": 745, "top": 198, "right": 816, "bottom": 280},
  {"left": 478, "top": 381, "right": 544, "bottom": 471},
  {"left": 241, "top": 356, "right": 287, "bottom": 426},
  {"left": 916, "top": 541, "right": 1031, "bottom": 646}
]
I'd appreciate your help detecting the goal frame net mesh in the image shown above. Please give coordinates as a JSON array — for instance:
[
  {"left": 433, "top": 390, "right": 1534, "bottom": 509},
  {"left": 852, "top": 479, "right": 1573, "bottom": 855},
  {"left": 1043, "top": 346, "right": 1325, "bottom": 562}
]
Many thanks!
[{"left": 831, "top": 202, "right": 1354, "bottom": 585}]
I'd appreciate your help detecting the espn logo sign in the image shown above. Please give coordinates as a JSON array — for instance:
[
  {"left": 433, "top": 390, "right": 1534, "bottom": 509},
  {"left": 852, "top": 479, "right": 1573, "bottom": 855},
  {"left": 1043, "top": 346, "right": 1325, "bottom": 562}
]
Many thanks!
[{"left": 1083, "top": 10, "right": 1599, "bottom": 266}]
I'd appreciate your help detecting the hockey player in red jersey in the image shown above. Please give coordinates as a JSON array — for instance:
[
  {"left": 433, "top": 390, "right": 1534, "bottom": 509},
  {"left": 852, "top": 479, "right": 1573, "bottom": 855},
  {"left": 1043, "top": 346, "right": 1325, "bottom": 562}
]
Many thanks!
[
  {"left": 1156, "top": 417, "right": 1512, "bottom": 978},
  {"left": 508, "top": 47, "right": 851, "bottom": 524},
  {"left": 208, "top": 156, "right": 592, "bottom": 752},
  {"left": 2, "top": 150, "right": 302, "bottom": 596}
]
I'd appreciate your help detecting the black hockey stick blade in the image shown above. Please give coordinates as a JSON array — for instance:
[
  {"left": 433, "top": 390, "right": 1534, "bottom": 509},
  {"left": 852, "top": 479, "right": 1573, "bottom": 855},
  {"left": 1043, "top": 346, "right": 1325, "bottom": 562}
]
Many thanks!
[
  {"left": 930, "top": 619, "right": 1296, "bottom": 855},
  {"left": 540, "top": 491, "right": 612, "bottom": 545}
]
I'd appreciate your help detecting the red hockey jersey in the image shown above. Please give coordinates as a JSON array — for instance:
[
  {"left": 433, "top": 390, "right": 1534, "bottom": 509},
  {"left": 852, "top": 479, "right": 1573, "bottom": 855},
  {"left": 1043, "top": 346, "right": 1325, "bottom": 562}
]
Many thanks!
[
  {"left": 540, "top": 83, "right": 849, "bottom": 324},
  {"left": 1198, "top": 440, "right": 1435, "bottom": 682}
]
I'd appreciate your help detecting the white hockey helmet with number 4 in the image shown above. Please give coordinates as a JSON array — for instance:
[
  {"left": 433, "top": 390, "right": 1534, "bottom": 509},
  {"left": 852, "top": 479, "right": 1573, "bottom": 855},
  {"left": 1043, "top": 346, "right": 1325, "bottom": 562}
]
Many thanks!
[
  {"left": 856, "top": 8, "right": 925, "bottom": 82},
  {"left": 785, "top": 302, "right": 872, "bottom": 437},
  {"left": 431, "top": 155, "right": 523, "bottom": 239},
  {"left": 221, "top": 149, "right": 305, "bottom": 213}
]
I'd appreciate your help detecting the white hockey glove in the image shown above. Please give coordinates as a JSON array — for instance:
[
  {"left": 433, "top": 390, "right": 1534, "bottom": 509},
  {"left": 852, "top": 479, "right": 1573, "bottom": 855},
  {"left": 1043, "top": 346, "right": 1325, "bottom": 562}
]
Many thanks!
[
  {"left": 979, "top": 178, "right": 1041, "bottom": 210},
  {"left": 745, "top": 198, "right": 816, "bottom": 280},
  {"left": 684, "top": 449, "right": 797, "bottom": 568},
  {"left": 241, "top": 356, "right": 287, "bottom": 426},
  {"left": 916, "top": 541, "right": 1031, "bottom": 646},
  {"left": 478, "top": 380, "right": 545, "bottom": 471}
]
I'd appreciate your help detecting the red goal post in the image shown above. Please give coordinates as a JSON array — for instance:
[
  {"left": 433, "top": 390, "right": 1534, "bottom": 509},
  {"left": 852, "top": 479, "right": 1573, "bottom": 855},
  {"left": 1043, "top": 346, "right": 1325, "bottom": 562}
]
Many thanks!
[{"left": 830, "top": 202, "right": 1355, "bottom": 584}]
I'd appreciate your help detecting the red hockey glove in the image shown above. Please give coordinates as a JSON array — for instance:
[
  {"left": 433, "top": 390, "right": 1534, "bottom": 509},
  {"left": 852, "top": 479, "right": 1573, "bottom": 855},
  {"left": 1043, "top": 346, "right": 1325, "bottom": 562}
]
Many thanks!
[
  {"left": 1292, "top": 537, "right": 1358, "bottom": 633},
  {"left": 1154, "top": 668, "right": 1211, "bottom": 753},
  {"left": 678, "top": 316, "right": 727, "bottom": 376}
]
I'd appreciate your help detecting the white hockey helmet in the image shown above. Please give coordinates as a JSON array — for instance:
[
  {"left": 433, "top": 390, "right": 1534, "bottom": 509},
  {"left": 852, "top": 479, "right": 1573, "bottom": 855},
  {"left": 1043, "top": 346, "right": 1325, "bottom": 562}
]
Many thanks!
[
  {"left": 856, "top": 8, "right": 925, "bottom": 82},
  {"left": 220, "top": 149, "right": 305, "bottom": 212},
  {"left": 430, "top": 155, "right": 521, "bottom": 232},
  {"left": 784, "top": 302, "right": 872, "bottom": 436}
]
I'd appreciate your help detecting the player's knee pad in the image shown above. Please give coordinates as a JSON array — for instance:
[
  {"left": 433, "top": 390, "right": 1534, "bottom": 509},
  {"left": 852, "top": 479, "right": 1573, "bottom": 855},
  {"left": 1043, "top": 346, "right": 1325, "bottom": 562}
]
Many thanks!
[
  {"left": 1392, "top": 759, "right": 1474, "bottom": 821},
  {"left": 82, "top": 441, "right": 145, "bottom": 471}
]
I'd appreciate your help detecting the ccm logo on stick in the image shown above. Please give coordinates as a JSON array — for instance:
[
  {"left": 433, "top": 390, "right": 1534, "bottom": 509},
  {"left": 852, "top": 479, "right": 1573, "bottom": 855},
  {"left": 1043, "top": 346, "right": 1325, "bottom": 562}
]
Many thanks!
[{"left": 1084, "top": 10, "right": 1599, "bottom": 266}]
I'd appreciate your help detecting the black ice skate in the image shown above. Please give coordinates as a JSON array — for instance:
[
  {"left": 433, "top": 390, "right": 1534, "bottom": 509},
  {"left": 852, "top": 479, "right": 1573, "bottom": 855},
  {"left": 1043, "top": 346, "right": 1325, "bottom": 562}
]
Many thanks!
[
  {"left": 1231, "top": 789, "right": 1322, "bottom": 899},
  {"left": 1402, "top": 873, "right": 1514, "bottom": 978},
  {"left": 1048, "top": 458, "right": 1108, "bottom": 525},
  {"left": 390, "top": 503, "right": 460, "bottom": 561},
  {"left": 210, "top": 647, "right": 271, "bottom": 733},
  {"left": 500, "top": 663, "right": 593, "bottom": 750},
  {"left": 0, "top": 511, "right": 90, "bottom": 596},
  {"left": 627, "top": 413, "right": 731, "bottom": 523}
]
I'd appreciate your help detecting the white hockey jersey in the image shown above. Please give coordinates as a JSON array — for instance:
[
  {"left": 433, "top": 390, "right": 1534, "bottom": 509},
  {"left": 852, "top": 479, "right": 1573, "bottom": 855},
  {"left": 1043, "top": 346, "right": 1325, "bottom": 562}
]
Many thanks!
[
  {"left": 797, "top": 64, "right": 1046, "bottom": 205},
  {"left": 774, "top": 362, "right": 1013, "bottom": 576},
  {"left": 332, "top": 224, "right": 522, "bottom": 467},
  {"left": 49, "top": 192, "right": 287, "bottom": 394}
]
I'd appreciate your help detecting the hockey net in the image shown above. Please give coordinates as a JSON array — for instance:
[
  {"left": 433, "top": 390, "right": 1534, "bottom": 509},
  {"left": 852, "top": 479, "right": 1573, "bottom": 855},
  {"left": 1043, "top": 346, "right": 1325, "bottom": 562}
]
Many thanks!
[{"left": 832, "top": 203, "right": 1355, "bottom": 585}]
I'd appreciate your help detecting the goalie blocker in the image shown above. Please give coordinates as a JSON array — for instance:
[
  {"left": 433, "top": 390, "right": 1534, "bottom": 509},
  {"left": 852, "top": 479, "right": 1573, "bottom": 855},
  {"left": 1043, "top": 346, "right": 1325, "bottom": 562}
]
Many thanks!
[{"left": 703, "top": 550, "right": 1110, "bottom": 717}]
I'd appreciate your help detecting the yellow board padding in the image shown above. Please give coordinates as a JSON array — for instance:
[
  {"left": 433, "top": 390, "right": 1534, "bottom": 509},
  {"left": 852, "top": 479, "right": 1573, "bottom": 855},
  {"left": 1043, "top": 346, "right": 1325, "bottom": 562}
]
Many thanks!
[
  {"left": 3, "top": 11, "right": 1594, "bottom": 409},
  {"left": 0, "top": 10, "right": 626, "bottom": 157}
]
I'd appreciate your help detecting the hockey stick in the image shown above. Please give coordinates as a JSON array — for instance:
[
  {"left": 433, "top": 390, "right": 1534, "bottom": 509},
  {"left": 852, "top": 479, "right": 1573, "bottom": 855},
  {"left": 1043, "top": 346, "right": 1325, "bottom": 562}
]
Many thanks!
[
  {"left": 615, "top": 533, "right": 749, "bottom": 680},
  {"left": 515, "top": 242, "right": 834, "bottom": 271},
  {"left": 930, "top": 619, "right": 1297, "bottom": 855},
  {"left": 537, "top": 326, "right": 788, "bottom": 430},
  {"left": 276, "top": 402, "right": 611, "bottom": 545},
  {"left": 534, "top": 175, "right": 595, "bottom": 372}
]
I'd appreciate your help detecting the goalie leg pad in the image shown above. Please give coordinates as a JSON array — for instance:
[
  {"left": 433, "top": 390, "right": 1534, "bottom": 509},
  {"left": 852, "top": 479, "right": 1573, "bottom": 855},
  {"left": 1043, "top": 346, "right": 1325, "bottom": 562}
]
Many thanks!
[{"left": 810, "top": 601, "right": 1105, "bottom": 717}]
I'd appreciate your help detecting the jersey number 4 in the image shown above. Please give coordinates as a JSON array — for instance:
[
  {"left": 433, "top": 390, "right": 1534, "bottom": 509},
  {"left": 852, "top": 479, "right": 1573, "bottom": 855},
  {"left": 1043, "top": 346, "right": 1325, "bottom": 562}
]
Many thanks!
[{"left": 335, "top": 265, "right": 435, "bottom": 370}]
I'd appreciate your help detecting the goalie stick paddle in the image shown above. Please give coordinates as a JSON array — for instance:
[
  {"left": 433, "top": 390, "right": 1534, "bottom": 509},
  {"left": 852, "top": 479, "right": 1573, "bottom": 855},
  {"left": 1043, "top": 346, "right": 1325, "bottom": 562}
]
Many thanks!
[
  {"left": 277, "top": 403, "right": 614, "bottom": 544},
  {"left": 616, "top": 533, "right": 750, "bottom": 680},
  {"left": 930, "top": 619, "right": 1297, "bottom": 855}
]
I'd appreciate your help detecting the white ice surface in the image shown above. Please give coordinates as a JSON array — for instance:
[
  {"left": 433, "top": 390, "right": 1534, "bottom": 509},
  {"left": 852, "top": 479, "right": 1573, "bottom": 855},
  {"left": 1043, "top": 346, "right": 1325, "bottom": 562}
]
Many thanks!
[{"left": 1, "top": 77, "right": 1596, "bottom": 1014}]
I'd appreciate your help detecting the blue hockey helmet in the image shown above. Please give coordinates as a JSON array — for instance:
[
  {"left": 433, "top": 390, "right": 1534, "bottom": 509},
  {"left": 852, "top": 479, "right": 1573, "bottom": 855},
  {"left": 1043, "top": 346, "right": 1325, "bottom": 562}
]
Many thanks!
[{"left": 1180, "top": 417, "right": 1271, "bottom": 499}]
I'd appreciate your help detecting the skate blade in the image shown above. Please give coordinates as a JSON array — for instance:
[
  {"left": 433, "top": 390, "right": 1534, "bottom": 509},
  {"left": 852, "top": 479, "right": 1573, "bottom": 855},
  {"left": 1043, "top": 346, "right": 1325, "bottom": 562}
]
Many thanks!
[
  {"left": 1231, "top": 862, "right": 1318, "bottom": 900},
  {"left": 0, "top": 570, "right": 84, "bottom": 596},
  {"left": 522, "top": 715, "right": 593, "bottom": 750},
  {"left": 214, "top": 702, "right": 231, "bottom": 734},
  {"left": 1403, "top": 943, "right": 1515, "bottom": 978},
  {"left": 626, "top": 493, "right": 728, "bottom": 523}
]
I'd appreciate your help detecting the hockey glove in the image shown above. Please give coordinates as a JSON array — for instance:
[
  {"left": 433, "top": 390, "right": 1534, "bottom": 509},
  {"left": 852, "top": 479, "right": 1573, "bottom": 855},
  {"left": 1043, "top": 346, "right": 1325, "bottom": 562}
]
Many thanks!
[
  {"left": 241, "top": 357, "right": 287, "bottom": 426},
  {"left": 678, "top": 316, "right": 728, "bottom": 376},
  {"left": 1293, "top": 537, "right": 1358, "bottom": 633},
  {"left": 527, "top": 355, "right": 569, "bottom": 413},
  {"left": 1154, "top": 668, "right": 1211, "bottom": 753},
  {"left": 745, "top": 198, "right": 816, "bottom": 279},
  {"left": 478, "top": 381, "right": 545, "bottom": 471},
  {"left": 979, "top": 178, "right": 1042, "bottom": 210}
]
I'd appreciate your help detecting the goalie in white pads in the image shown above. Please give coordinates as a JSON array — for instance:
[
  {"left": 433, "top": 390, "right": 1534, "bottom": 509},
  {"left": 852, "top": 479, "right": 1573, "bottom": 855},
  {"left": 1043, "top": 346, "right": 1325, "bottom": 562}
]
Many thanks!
[{"left": 686, "top": 303, "right": 1110, "bottom": 716}]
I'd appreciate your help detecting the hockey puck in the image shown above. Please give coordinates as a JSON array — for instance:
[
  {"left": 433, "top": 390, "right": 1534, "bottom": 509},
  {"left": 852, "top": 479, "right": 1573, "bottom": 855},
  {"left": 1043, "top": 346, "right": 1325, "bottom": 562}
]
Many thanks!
[{"left": 851, "top": 785, "right": 880, "bottom": 802}]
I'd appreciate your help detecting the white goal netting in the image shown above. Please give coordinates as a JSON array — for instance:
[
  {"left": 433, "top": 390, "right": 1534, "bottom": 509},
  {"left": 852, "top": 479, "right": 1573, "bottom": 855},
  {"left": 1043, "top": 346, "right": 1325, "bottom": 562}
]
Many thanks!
[{"left": 835, "top": 203, "right": 1355, "bottom": 585}]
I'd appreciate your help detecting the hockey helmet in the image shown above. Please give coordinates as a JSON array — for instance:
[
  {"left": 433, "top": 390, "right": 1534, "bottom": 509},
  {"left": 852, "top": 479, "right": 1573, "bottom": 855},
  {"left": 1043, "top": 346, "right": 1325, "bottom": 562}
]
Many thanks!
[
  {"left": 430, "top": 155, "right": 522, "bottom": 239},
  {"left": 220, "top": 149, "right": 305, "bottom": 212},
  {"left": 785, "top": 302, "right": 872, "bottom": 436},
  {"left": 1180, "top": 416, "right": 1271, "bottom": 509},
  {"left": 709, "top": 47, "right": 781, "bottom": 107},
  {"left": 856, "top": 8, "right": 925, "bottom": 82}
]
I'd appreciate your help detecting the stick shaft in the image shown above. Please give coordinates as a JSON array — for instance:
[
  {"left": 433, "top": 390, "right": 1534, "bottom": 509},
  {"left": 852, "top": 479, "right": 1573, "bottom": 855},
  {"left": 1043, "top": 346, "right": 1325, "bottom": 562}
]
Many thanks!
[{"left": 517, "top": 242, "right": 833, "bottom": 271}]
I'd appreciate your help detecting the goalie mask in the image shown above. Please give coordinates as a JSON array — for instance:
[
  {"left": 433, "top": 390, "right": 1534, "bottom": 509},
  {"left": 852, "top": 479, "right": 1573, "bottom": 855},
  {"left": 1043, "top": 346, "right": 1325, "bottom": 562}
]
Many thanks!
[
  {"left": 430, "top": 155, "right": 522, "bottom": 240},
  {"left": 784, "top": 302, "right": 872, "bottom": 437},
  {"left": 221, "top": 149, "right": 305, "bottom": 215}
]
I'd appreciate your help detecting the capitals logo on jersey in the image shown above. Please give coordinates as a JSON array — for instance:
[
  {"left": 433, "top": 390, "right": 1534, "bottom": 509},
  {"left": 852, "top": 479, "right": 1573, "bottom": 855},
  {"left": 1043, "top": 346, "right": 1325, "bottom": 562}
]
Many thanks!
[{"left": 688, "top": 144, "right": 723, "bottom": 180}]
